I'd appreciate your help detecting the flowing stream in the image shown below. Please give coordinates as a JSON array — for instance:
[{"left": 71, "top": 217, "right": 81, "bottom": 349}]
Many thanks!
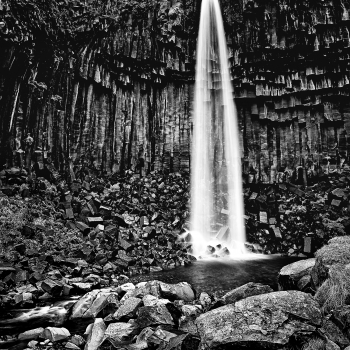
[{"left": 190, "top": 0, "right": 245, "bottom": 256}]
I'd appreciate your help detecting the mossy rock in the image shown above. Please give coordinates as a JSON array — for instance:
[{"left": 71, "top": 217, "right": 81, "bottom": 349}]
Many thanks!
[{"left": 311, "top": 239, "right": 350, "bottom": 288}]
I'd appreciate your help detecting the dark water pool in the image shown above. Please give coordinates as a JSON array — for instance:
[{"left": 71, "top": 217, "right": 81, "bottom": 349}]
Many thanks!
[{"left": 130, "top": 254, "right": 301, "bottom": 297}]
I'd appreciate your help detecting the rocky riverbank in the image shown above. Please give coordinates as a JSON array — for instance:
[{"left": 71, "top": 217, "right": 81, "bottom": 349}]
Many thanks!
[{"left": 3, "top": 237, "right": 350, "bottom": 350}]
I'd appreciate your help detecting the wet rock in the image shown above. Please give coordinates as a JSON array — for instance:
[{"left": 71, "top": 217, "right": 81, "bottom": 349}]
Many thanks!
[
  {"left": 70, "top": 290, "right": 100, "bottom": 319},
  {"left": 18, "top": 327, "right": 45, "bottom": 340},
  {"left": 103, "top": 322, "right": 138, "bottom": 347},
  {"left": 85, "top": 318, "right": 106, "bottom": 350},
  {"left": 42, "top": 327, "right": 70, "bottom": 342},
  {"left": 278, "top": 258, "right": 316, "bottom": 290},
  {"left": 198, "top": 292, "right": 212, "bottom": 309},
  {"left": 221, "top": 282, "right": 273, "bottom": 305},
  {"left": 130, "top": 280, "right": 162, "bottom": 299},
  {"left": 148, "top": 328, "right": 178, "bottom": 347},
  {"left": 136, "top": 305, "right": 175, "bottom": 328},
  {"left": 159, "top": 282, "right": 195, "bottom": 302},
  {"left": 72, "top": 282, "right": 93, "bottom": 293},
  {"left": 65, "top": 342, "right": 80, "bottom": 349},
  {"left": 195, "top": 291, "right": 322, "bottom": 349},
  {"left": 41, "top": 279, "right": 63, "bottom": 297},
  {"left": 142, "top": 294, "right": 170, "bottom": 307},
  {"left": 178, "top": 305, "right": 202, "bottom": 335},
  {"left": 113, "top": 296, "right": 142, "bottom": 320},
  {"left": 116, "top": 282, "right": 135, "bottom": 295},
  {"left": 70, "top": 335, "right": 85, "bottom": 347},
  {"left": 71, "top": 290, "right": 118, "bottom": 319}
]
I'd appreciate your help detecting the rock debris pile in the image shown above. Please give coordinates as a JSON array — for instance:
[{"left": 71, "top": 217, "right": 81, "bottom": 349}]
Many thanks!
[
  {"left": 0, "top": 168, "right": 195, "bottom": 307},
  {"left": 244, "top": 170, "right": 350, "bottom": 256}
]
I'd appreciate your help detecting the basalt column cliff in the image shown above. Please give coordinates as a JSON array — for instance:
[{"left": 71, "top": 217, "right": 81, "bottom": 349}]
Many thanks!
[{"left": 1, "top": 0, "right": 350, "bottom": 183}]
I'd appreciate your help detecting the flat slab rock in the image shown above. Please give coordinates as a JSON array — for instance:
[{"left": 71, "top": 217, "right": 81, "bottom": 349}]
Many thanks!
[
  {"left": 279, "top": 258, "right": 315, "bottom": 280},
  {"left": 278, "top": 258, "right": 316, "bottom": 290},
  {"left": 221, "top": 282, "right": 273, "bottom": 305},
  {"left": 195, "top": 290, "right": 322, "bottom": 349}
]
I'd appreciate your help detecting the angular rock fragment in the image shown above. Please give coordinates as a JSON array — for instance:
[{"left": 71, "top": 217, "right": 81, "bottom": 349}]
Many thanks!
[
  {"left": 136, "top": 305, "right": 175, "bottom": 328},
  {"left": 113, "top": 296, "right": 142, "bottom": 320},
  {"left": 85, "top": 318, "right": 106, "bottom": 350}
]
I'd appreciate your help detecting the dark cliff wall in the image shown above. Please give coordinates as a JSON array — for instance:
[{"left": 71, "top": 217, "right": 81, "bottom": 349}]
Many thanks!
[{"left": 1, "top": 0, "right": 350, "bottom": 183}]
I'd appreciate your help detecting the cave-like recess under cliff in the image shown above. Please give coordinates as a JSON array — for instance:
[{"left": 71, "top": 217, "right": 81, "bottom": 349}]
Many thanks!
[{"left": 1, "top": 0, "right": 350, "bottom": 183}]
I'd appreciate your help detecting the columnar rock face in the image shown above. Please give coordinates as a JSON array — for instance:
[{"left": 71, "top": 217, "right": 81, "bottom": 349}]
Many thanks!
[{"left": 1, "top": 0, "right": 350, "bottom": 182}]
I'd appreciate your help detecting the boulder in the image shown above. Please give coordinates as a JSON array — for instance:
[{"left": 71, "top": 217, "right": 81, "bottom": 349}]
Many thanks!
[
  {"left": 278, "top": 258, "right": 315, "bottom": 290},
  {"left": 70, "top": 290, "right": 100, "bottom": 319},
  {"left": 148, "top": 328, "right": 178, "bottom": 346},
  {"left": 116, "top": 282, "right": 135, "bottom": 295},
  {"left": 132, "top": 280, "right": 162, "bottom": 299},
  {"left": 136, "top": 305, "right": 175, "bottom": 328},
  {"left": 72, "top": 282, "right": 93, "bottom": 293},
  {"left": 85, "top": 318, "right": 106, "bottom": 350},
  {"left": 195, "top": 291, "right": 322, "bottom": 349},
  {"left": 143, "top": 294, "right": 170, "bottom": 307},
  {"left": 113, "top": 297, "right": 142, "bottom": 320},
  {"left": 42, "top": 327, "right": 70, "bottom": 342},
  {"left": 198, "top": 292, "right": 212, "bottom": 309},
  {"left": 179, "top": 305, "right": 202, "bottom": 335},
  {"left": 41, "top": 279, "right": 63, "bottom": 296},
  {"left": 71, "top": 289, "right": 117, "bottom": 319},
  {"left": 18, "top": 327, "right": 45, "bottom": 340},
  {"left": 103, "top": 322, "right": 138, "bottom": 347},
  {"left": 221, "top": 282, "right": 273, "bottom": 305},
  {"left": 159, "top": 282, "right": 195, "bottom": 302}
]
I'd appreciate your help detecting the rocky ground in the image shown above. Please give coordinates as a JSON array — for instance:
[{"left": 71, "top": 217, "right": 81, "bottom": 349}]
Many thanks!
[
  {"left": 2, "top": 165, "right": 350, "bottom": 349},
  {"left": 2, "top": 239, "right": 350, "bottom": 350}
]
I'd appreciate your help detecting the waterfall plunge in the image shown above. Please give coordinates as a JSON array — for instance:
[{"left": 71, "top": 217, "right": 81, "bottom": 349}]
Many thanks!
[{"left": 190, "top": 0, "right": 246, "bottom": 257}]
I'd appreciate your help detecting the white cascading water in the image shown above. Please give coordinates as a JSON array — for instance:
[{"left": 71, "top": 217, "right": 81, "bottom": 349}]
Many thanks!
[{"left": 190, "top": 0, "right": 246, "bottom": 257}]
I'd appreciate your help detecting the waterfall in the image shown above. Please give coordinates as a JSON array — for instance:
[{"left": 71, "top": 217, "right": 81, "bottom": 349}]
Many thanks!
[{"left": 190, "top": 0, "right": 246, "bottom": 257}]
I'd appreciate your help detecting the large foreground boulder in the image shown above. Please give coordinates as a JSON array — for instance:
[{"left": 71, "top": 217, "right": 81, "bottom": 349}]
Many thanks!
[{"left": 195, "top": 290, "right": 322, "bottom": 349}]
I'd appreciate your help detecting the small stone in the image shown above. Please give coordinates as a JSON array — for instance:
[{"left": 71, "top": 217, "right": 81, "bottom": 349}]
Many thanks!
[
  {"left": 70, "top": 334, "right": 85, "bottom": 347},
  {"left": 65, "top": 342, "right": 80, "bottom": 349},
  {"left": 28, "top": 340, "right": 38, "bottom": 348}
]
